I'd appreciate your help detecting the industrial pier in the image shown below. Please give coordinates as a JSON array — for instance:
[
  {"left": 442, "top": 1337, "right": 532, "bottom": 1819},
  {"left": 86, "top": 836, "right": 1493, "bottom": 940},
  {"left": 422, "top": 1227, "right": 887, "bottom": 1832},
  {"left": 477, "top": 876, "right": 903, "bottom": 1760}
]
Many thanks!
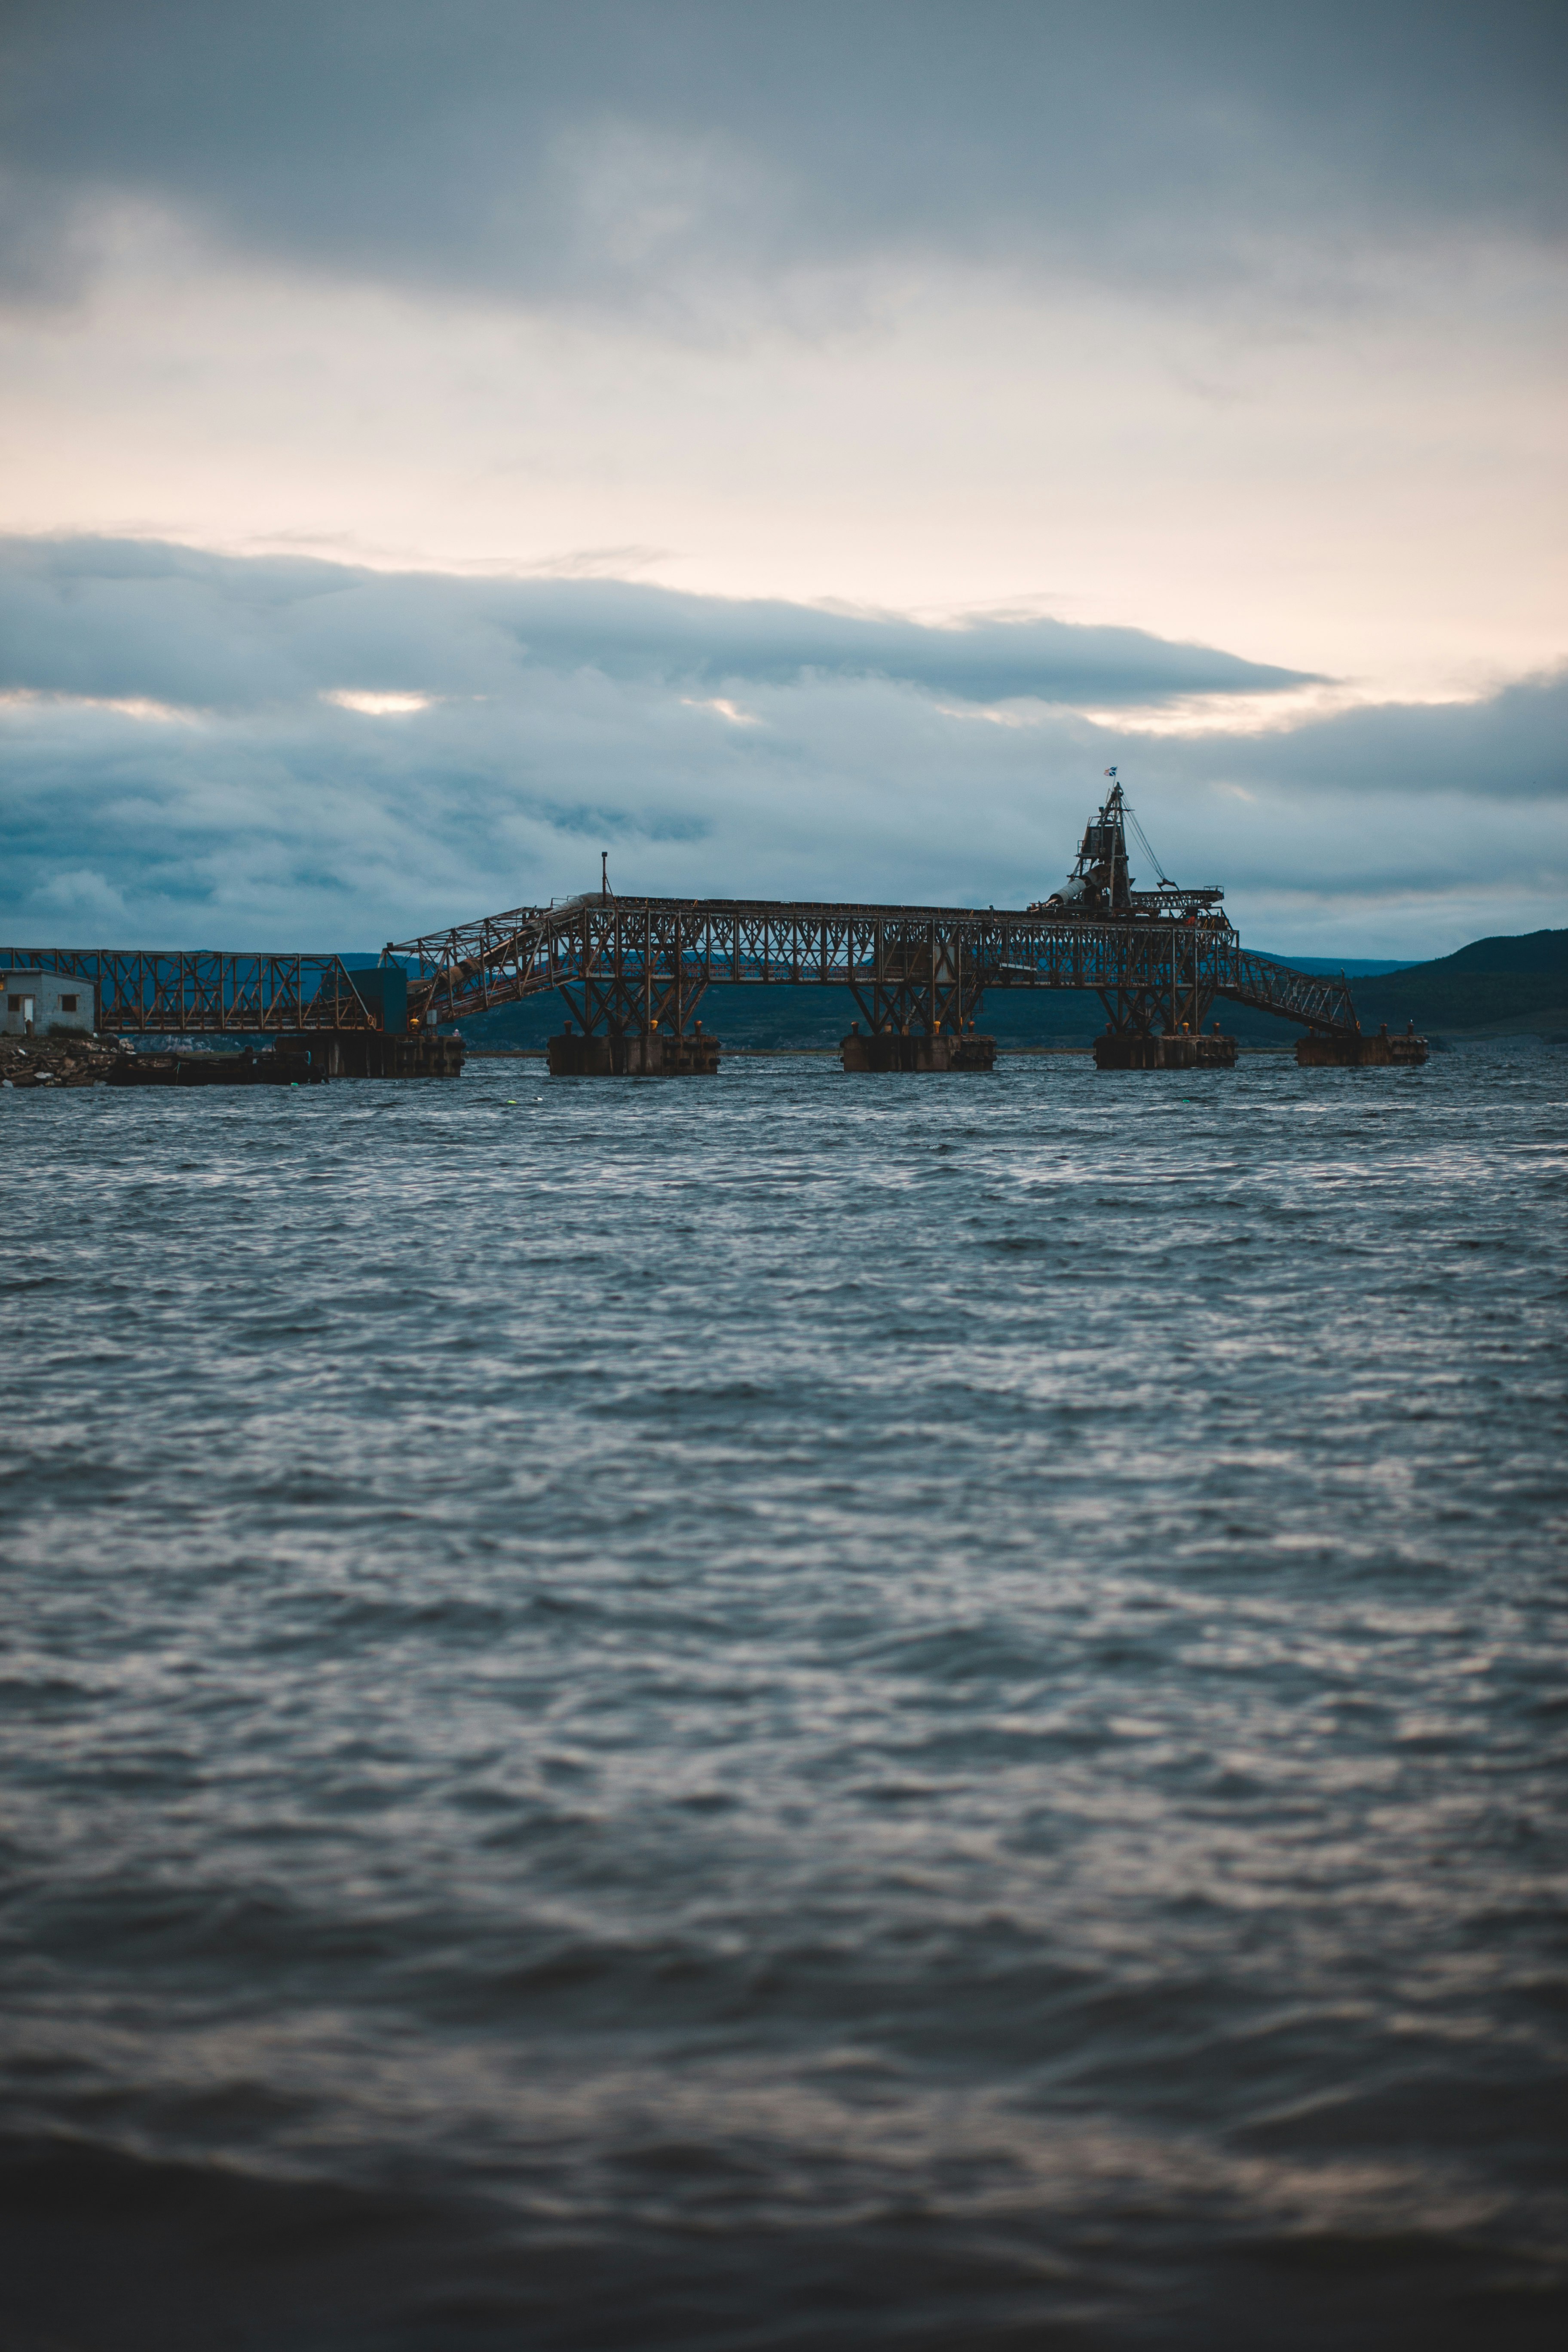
[
  {"left": 389, "top": 784, "right": 1426, "bottom": 1075},
  {"left": 5, "top": 783, "right": 1427, "bottom": 1083}
]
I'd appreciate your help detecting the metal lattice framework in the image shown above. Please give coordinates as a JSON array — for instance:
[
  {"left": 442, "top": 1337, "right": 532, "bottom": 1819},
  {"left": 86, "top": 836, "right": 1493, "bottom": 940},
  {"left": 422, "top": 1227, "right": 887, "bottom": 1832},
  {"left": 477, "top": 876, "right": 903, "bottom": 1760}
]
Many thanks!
[
  {"left": 5, "top": 901, "right": 1364, "bottom": 1045},
  {"left": 1221, "top": 947, "right": 1362, "bottom": 1036},
  {"left": 0, "top": 947, "right": 380, "bottom": 1034},
  {"left": 386, "top": 895, "right": 1362, "bottom": 1040}
]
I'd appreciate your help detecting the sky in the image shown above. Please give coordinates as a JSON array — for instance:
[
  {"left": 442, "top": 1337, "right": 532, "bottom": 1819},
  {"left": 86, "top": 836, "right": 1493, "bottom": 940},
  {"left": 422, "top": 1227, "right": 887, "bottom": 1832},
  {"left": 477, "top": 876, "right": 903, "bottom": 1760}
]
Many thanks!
[{"left": 1, "top": 0, "right": 1564, "bottom": 956}]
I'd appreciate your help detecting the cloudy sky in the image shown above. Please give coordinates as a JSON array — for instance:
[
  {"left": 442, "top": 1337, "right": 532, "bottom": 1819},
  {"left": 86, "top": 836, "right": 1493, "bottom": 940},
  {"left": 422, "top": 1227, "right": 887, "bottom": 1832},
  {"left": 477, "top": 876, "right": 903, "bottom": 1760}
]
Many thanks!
[{"left": 2, "top": 1, "right": 1564, "bottom": 954}]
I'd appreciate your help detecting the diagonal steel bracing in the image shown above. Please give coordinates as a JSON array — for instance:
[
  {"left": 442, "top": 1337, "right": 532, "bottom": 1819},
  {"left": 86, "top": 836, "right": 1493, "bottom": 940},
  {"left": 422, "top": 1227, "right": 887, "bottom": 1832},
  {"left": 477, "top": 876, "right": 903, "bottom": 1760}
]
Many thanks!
[
  {"left": 0, "top": 946, "right": 381, "bottom": 1035},
  {"left": 383, "top": 895, "right": 1360, "bottom": 1042},
  {"left": 5, "top": 899, "right": 1364, "bottom": 1044}
]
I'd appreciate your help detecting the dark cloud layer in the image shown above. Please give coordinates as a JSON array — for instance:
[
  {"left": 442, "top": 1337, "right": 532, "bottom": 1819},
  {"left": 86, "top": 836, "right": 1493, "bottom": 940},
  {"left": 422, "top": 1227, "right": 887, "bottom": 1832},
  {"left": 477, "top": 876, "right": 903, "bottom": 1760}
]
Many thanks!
[
  {"left": 0, "top": 537, "right": 1310, "bottom": 711},
  {"left": 1209, "top": 674, "right": 1568, "bottom": 808},
  {"left": 3, "top": 3, "right": 1563, "bottom": 308},
  {"left": 1, "top": 537, "right": 1563, "bottom": 959}
]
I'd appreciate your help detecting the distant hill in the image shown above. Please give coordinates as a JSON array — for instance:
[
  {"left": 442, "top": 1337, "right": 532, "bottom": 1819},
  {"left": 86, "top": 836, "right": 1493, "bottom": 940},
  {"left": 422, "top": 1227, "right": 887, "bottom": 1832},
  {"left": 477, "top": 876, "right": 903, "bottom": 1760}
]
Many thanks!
[
  {"left": 1415, "top": 929, "right": 1568, "bottom": 977},
  {"left": 1349, "top": 930, "right": 1568, "bottom": 1037},
  {"left": 1256, "top": 956, "right": 1413, "bottom": 976}
]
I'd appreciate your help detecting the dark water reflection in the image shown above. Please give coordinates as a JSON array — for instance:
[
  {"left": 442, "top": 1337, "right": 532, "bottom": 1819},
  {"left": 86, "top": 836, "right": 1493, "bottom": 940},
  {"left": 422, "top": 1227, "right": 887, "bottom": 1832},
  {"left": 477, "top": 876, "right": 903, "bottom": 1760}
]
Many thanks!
[{"left": 3, "top": 1045, "right": 1565, "bottom": 2348}]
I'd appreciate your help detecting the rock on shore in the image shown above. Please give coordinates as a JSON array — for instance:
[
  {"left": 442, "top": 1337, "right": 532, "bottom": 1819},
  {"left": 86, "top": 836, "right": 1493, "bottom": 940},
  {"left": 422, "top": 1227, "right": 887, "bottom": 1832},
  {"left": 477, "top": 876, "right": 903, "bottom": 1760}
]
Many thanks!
[{"left": 0, "top": 1035, "right": 134, "bottom": 1089}]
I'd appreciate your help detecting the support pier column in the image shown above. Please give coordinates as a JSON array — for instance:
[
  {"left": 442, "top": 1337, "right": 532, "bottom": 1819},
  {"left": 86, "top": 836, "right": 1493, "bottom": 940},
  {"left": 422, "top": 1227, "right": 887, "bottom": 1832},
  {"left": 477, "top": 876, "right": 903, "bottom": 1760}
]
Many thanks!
[
  {"left": 839, "top": 1023, "right": 995, "bottom": 1072},
  {"left": 546, "top": 1025, "right": 721, "bottom": 1075}
]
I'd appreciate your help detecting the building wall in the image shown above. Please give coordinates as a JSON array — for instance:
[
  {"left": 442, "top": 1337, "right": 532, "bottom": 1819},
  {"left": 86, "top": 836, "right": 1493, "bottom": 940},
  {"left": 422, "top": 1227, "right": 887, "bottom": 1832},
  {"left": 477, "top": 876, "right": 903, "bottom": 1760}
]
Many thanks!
[{"left": 2, "top": 971, "right": 97, "bottom": 1036}]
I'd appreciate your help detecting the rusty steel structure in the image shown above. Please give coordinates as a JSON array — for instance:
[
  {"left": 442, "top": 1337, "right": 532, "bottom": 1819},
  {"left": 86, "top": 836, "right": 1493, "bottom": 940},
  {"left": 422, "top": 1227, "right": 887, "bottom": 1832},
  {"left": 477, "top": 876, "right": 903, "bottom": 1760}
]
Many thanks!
[
  {"left": 0, "top": 946, "right": 380, "bottom": 1035},
  {"left": 387, "top": 893, "right": 1360, "bottom": 1043},
  {"left": 14, "top": 911, "right": 1362, "bottom": 1048},
  {"left": 386, "top": 779, "right": 1365, "bottom": 1052},
  {"left": 9, "top": 781, "right": 1398, "bottom": 1068}
]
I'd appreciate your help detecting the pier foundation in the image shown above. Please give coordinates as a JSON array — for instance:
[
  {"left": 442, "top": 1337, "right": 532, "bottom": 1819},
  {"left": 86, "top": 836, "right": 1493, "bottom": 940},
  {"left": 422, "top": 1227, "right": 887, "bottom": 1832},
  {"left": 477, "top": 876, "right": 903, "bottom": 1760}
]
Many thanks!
[
  {"left": 275, "top": 1033, "right": 466, "bottom": 1078},
  {"left": 97, "top": 1033, "right": 466, "bottom": 1083},
  {"left": 106, "top": 1047, "right": 328, "bottom": 1086},
  {"left": 1296, "top": 1028, "right": 1428, "bottom": 1067},
  {"left": 1094, "top": 1029, "right": 1237, "bottom": 1071},
  {"left": 839, "top": 1026, "right": 996, "bottom": 1072},
  {"left": 547, "top": 1028, "right": 722, "bottom": 1075}
]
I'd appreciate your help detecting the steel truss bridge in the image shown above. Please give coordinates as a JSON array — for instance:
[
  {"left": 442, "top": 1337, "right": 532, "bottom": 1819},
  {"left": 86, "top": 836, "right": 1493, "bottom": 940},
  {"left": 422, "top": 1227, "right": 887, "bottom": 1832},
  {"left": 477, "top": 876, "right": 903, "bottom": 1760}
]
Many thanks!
[
  {"left": 385, "top": 894, "right": 1362, "bottom": 1041},
  {"left": 0, "top": 948, "right": 379, "bottom": 1035},
  {"left": 6, "top": 899, "right": 1362, "bottom": 1043}
]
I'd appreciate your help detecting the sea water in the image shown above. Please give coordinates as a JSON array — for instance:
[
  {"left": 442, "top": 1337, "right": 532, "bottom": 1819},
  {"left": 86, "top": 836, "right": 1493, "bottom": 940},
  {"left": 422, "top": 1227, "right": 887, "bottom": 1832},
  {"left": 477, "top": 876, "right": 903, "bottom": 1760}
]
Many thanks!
[{"left": 3, "top": 1045, "right": 1565, "bottom": 2349}]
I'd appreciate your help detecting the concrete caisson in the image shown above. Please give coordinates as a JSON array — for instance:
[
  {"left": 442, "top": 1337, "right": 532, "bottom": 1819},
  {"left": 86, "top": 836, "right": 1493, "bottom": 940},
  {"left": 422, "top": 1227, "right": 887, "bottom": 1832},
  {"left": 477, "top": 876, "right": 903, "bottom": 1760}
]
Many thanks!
[
  {"left": 839, "top": 1025, "right": 996, "bottom": 1072},
  {"left": 1093, "top": 1029, "right": 1237, "bottom": 1070},
  {"left": 1296, "top": 1027, "right": 1428, "bottom": 1067},
  {"left": 547, "top": 1028, "right": 721, "bottom": 1076}
]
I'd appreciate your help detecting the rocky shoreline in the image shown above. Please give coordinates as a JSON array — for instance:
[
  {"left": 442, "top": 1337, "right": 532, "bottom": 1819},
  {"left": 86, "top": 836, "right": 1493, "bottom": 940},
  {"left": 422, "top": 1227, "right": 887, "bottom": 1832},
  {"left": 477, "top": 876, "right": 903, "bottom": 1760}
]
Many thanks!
[
  {"left": 1, "top": 1037, "right": 330, "bottom": 1089},
  {"left": 1, "top": 1035, "right": 132, "bottom": 1089}
]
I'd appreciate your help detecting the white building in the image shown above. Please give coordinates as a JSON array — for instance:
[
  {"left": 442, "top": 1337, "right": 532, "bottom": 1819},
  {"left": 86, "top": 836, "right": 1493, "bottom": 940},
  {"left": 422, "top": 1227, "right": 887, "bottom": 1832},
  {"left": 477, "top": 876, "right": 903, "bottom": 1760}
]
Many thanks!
[{"left": 2, "top": 971, "right": 97, "bottom": 1037}]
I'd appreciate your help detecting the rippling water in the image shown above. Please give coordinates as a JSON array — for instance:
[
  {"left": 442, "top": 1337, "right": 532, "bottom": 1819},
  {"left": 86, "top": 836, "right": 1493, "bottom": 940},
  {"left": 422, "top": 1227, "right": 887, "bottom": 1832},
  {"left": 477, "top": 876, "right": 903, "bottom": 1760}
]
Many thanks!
[{"left": 3, "top": 1045, "right": 1565, "bottom": 2349}]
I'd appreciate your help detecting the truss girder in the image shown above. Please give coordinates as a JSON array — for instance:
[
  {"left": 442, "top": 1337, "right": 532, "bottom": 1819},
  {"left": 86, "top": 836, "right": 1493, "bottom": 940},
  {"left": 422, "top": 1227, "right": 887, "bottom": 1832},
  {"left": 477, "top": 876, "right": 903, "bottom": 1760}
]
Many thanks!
[
  {"left": 1215, "top": 951, "right": 1360, "bottom": 1036},
  {"left": 0, "top": 947, "right": 380, "bottom": 1034},
  {"left": 388, "top": 900, "right": 1309, "bottom": 1036},
  {"left": 6, "top": 911, "right": 1363, "bottom": 1041}
]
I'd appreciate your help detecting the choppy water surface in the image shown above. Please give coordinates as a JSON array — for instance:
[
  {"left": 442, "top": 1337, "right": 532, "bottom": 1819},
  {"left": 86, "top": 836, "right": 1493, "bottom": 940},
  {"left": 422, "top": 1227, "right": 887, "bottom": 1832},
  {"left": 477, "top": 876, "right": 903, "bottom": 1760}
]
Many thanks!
[{"left": 3, "top": 1045, "right": 1566, "bottom": 2350}]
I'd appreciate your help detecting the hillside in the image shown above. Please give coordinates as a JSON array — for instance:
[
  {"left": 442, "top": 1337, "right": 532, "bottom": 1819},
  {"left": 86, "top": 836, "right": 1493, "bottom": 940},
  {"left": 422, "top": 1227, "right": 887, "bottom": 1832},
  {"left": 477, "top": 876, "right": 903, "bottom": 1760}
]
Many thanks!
[{"left": 1350, "top": 929, "right": 1568, "bottom": 1036}]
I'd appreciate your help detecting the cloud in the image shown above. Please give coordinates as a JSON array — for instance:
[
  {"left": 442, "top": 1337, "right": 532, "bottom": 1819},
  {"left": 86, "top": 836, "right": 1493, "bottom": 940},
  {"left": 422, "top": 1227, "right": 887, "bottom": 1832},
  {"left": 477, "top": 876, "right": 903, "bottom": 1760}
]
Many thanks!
[
  {"left": 0, "top": 536, "right": 1312, "bottom": 713},
  {"left": 323, "top": 689, "right": 438, "bottom": 717},
  {"left": 0, "top": 536, "right": 1562, "bottom": 961},
  {"left": 2, "top": 4, "right": 1563, "bottom": 318},
  {"left": 33, "top": 866, "right": 126, "bottom": 919},
  {"left": 1197, "top": 671, "right": 1568, "bottom": 805},
  {"left": 3, "top": 21, "right": 1558, "bottom": 973}
]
